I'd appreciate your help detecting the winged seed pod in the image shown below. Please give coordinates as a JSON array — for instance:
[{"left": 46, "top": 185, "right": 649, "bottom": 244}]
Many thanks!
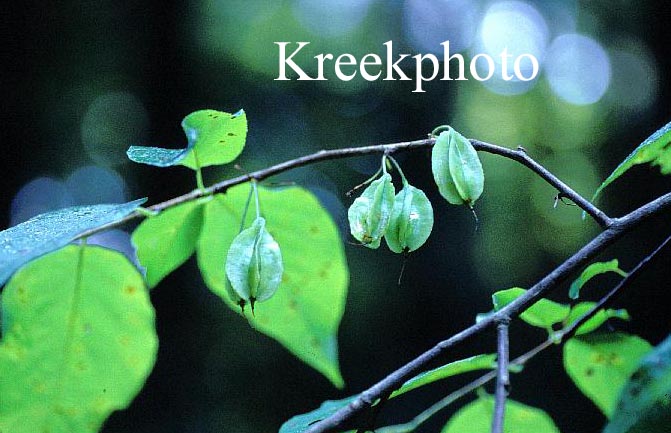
[
  {"left": 225, "top": 216, "right": 283, "bottom": 313},
  {"left": 348, "top": 172, "right": 395, "bottom": 249},
  {"left": 431, "top": 127, "right": 484, "bottom": 206},
  {"left": 385, "top": 184, "right": 434, "bottom": 253}
]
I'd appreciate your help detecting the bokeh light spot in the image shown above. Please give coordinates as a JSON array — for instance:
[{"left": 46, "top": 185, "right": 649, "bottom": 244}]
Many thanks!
[
  {"left": 65, "top": 166, "right": 127, "bottom": 205},
  {"left": 10, "top": 178, "right": 73, "bottom": 226},
  {"left": 474, "top": 1, "right": 548, "bottom": 95},
  {"left": 81, "top": 91, "right": 148, "bottom": 166},
  {"left": 292, "top": 0, "right": 373, "bottom": 38},
  {"left": 545, "top": 34, "right": 611, "bottom": 105},
  {"left": 403, "top": 0, "right": 480, "bottom": 54}
]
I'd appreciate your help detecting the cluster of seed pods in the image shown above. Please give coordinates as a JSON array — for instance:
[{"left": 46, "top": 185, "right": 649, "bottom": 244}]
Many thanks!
[
  {"left": 348, "top": 126, "right": 484, "bottom": 255},
  {"left": 348, "top": 156, "right": 434, "bottom": 254}
]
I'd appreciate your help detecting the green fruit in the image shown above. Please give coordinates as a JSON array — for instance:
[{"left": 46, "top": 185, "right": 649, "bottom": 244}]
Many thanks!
[
  {"left": 432, "top": 127, "right": 484, "bottom": 206},
  {"left": 225, "top": 217, "right": 283, "bottom": 311},
  {"left": 385, "top": 184, "right": 434, "bottom": 253},
  {"left": 347, "top": 172, "right": 395, "bottom": 249}
]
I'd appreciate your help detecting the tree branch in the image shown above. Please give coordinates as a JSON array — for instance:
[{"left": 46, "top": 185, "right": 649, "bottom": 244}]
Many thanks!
[
  {"left": 352, "top": 230, "right": 671, "bottom": 433},
  {"left": 304, "top": 191, "right": 671, "bottom": 433},
  {"left": 76, "top": 136, "right": 609, "bottom": 239},
  {"left": 491, "top": 320, "right": 510, "bottom": 433}
]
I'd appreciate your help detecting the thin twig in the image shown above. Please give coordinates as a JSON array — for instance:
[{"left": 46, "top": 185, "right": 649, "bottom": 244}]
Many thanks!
[
  {"left": 74, "top": 136, "right": 610, "bottom": 240},
  {"left": 491, "top": 320, "right": 510, "bottom": 433},
  {"left": 559, "top": 230, "right": 671, "bottom": 342},
  {"left": 365, "top": 232, "right": 671, "bottom": 433},
  {"left": 305, "top": 191, "right": 671, "bottom": 433}
]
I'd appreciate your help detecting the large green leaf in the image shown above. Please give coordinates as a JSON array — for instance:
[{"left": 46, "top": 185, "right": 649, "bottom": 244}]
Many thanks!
[
  {"left": 0, "top": 245, "right": 158, "bottom": 433},
  {"left": 563, "top": 333, "right": 652, "bottom": 417},
  {"left": 127, "top": 109, "right": 247, "bottom": 170},
  {"left": 441, "top": 396, "right": 560, "bottom": 433},
  {"left": 492, "top": 288, "right": 570, "bottom": 330},
  {"left": 604, "top": 334, "right": 671, "bottom": 433},
  {"left": 593, "top": 121, "right": 671, "bottom": 201},
  {"left": 569, "top": 259, "right": 627, "bottom": 299},
  {"left": 0, "top": 199, "right": 146, "bottom": 285},
  {"left": 132, "top": 199, "right": 207, "bottom": 288},
  {"left": 565, "top": 302, "right": 630, "bottom": 336},
  {"left": 197, "top": 186, "right": 348, "bottom": 387}
]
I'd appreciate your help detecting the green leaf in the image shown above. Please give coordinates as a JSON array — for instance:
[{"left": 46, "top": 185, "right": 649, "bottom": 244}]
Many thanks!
[
  {"left": 441, "top": 396, "right": 560, "bottom": 433},
  {"left": 279, "top": 396, "right": 357, "bottom": 433},
  {"left": 569, "top": 259, "right": 627, "bottom": 299},
  {"left": 132, "top": 199, "right": 206, "bottom": 288},
  {"left": 390, "top": 354, "right": 496, "bottom": 398},
  {"left": 0, "top": 245, "right": 158, "bottom": 433},
  {"left": 127, "top": 109, "right": 247, "bottom": 170},
  {"left": 604, "top": 334, "right": 671, "bottom": 433},
  {"left": 563, "top": 333, "right": 652, "bottom": 417},
  {"left": 593, "top": 121, "right": 671, "bottom": 201},
  {"left": 197, "top": 186, "right": 348, "bottom": 387},
  {"left": 0, "top": 199, "right": 146, "bottom": 286},
  {"left": 492, "top": 288, "right": 570, "bottom": 329},
  {"left": 566, "top": 302, "right": 630, "bottom": 336}
]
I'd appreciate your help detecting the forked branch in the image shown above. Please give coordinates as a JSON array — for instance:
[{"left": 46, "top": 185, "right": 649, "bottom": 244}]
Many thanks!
[{"left": 305, "top": 191, "right": 671, "bottom": 433}]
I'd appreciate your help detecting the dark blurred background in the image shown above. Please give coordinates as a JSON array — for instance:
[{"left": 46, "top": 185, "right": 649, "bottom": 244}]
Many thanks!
[{"left": 2, "top": 1, "right": 671, "bottom": 432}]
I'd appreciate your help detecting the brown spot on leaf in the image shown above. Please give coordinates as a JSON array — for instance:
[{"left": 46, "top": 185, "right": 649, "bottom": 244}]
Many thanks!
[
  {"left": 227, "top": 132, "right": 236, "bottom": 136},
  {"left": 124, "top": 286, "right": 137, "bottom": 295}
]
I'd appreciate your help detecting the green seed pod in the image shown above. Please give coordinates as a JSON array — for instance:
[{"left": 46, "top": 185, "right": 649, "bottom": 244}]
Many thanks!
[
  {"left": 348, "top": 172, "right": 395, "bottom": 249},
  {"left": 385, "top": 184, "right": 434, "bottom": 253},
  {"left": 225, "top": 216, "right": 283, "bottom": 312},
  {"left": 431, "top": 127, "right": 484, "bottom": 206}
]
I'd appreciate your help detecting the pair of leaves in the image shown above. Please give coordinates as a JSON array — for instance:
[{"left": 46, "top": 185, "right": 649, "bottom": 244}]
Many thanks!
[
  {"left": 280, "top": 354, "right": 496, "bottom": 433},
  {"left": 605, "top": 333, "right": 671, "bottom": 433},
  {"left": 490, "top": 288, "right": 628, "bottom": 335},
  {"left": 127, "top": 109, "right": 247, "bottom": 170},
  {"left": 0, "top": 245, "right": 158, "bottom": 432},
  {"left": 0, "top": 199, "right": 146, "bottom": 286},
  {"left": 132, "top": 185, "right": 348, "bottom": 387}
]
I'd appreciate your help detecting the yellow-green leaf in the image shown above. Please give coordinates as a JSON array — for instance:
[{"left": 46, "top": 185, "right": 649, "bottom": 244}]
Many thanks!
[
  {"left": 0, "top": 245, "right": 158, "bottom": 433},
  {"left": 132, "top": 199, "right": 206, "bottom": 288},
  {"left": 127, "top": 109, "right": 247, "bottom": 170},
  {"left": 593, "top": 121, "right": 671, "bottom": 201},
  {"left": 492, "top": 287, "right": 570, "bottom": 329},
  {"left": 197, "top": 186, "right": 348, "bottom": 387},
  {"left": 563, "top": 333, "right": 652, "bottom": 417},
  {"left": 442, "top": 396, "right": 560, "bottom": 433}
]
